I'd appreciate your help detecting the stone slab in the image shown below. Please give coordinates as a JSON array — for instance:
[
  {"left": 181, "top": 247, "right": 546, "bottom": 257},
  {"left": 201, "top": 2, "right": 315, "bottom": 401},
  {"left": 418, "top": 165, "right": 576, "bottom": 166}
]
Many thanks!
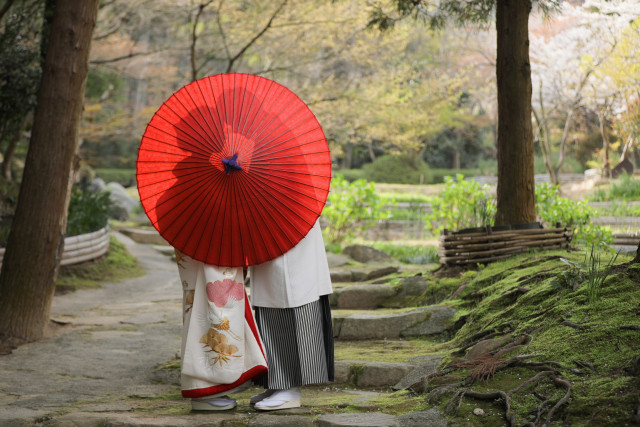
[{"left": 319, "top": 412, "right": 399, "bottom": 427}]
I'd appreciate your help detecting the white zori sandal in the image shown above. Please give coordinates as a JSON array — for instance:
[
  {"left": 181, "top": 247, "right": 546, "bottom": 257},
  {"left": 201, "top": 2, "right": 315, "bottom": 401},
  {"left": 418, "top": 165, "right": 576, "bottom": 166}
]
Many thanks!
[
  {"left": 191, "top": 395, "right": 237, "bottom": 411},
  {"left": 254, "top": 388, "right": 301, "bottom": 411}
]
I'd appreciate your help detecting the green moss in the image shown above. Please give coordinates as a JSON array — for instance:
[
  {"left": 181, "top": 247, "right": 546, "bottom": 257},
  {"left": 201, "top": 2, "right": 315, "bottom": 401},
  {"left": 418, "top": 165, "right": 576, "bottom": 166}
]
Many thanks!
[
  {"left": 335, "top": 338, "right": 445, "bottom": 363},
  {"left": 56, "top": 235, "right": 145, "bottom": 292},
  {"left": 421, "top": 248, "right": 640, "bottom": 426}
]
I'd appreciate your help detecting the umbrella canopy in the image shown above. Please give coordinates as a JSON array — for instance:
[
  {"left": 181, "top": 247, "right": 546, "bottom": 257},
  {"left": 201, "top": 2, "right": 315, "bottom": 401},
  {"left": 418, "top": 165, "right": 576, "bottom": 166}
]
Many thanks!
[{"left": 137, "top": 73, "right": 331, "bottom": 267}]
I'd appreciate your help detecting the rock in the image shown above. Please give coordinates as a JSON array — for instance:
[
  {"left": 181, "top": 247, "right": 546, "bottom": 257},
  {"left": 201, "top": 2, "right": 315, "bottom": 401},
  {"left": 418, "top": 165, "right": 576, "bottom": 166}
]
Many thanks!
[
  {"left": 337, "top": 284, "right": 397, "bottom": 309},
  {"left": 351, "top": 270, "right": 368, "bottom": 282},
  {"left": 465, "top": 335, "right": 512, "bottom": 361},
  {"left": 318, "top": 413, "right": 399, "bottom": 427},
  {"left": 366, "top": 266, "right": 400, "bottom": 281},
  {"left": 106, "top": 182, "right": 139, "bottom": 220},
  {"left": 397, "top": 275, "right": 427, "bottom": 297},
  {"left": 334, "top": 360, "right": 352, "bottom": 383},
  {"left": 400, "top": 306, "right": 456, "bottom": 337},
  {"left": 393, "top": 355, "right": 443, "bottom": 390},
  {"left": 337, "top": 310, "right": 429, "bottom": 340},
  {"left": 357, "top": 362, "right": 413, "bottom": 387},
  {"left": 343, "top": 245, "right": 393, "bottom": 263},
  {"left": 473, "top": 408, "right": 485, "bottom": 416},
  {"left": 330, "top": 270, "right": 353, "bottom": 282},
  {"left": 249, "top": 414, "right": 315, "bottom": 426},
  {"left": 87, "top": 177, "right": 106, "bottom": 193},
  {"left": 327, "top": 252, "right": 351, "bottom": 267},
  {"left": 397, "top": 408, "right": 448, "bottom": 427}
]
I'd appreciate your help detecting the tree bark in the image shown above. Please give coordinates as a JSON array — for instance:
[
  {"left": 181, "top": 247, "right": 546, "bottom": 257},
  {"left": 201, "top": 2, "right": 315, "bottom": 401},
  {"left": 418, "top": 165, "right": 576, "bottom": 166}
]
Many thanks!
[
  {"left": 598, "top": 109, "right": 611, "bottom": 178},
  {"left": 495, "top": 0, "right": 536, "bottom": 226},
  {"left": 0, "top": 0, "right": 99, "bottom": 341}
]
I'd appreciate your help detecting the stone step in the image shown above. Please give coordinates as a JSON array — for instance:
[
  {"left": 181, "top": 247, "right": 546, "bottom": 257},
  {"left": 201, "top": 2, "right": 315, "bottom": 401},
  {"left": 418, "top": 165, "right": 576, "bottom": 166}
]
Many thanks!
[
  {"left": 334, "top": 355, "right": 442, "bottom": 389},
  {"left": 333, "top": 305, "right": 456, "bottom": 340},
  {"left": 329, "top": 275, "right": 428, "bottom": 309}
]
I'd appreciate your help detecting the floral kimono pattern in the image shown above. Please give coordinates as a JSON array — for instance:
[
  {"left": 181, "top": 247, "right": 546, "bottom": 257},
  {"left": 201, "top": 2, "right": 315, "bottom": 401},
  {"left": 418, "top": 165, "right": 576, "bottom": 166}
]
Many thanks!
[{"left": 176, "top": 250, "right": 267, "bottom": 398}]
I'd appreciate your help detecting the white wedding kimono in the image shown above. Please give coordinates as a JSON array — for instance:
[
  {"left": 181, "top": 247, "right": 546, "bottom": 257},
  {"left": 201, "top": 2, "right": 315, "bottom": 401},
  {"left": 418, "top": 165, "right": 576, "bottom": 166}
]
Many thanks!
[{"left": 176, "top": 253, "right": 267, "bottom": 398}]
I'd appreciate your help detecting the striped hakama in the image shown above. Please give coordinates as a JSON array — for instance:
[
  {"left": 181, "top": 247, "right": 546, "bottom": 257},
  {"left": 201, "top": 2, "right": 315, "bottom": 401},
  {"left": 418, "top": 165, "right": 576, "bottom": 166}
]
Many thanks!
[{"left": 253, "top": 296, "right": 334, "bottom": 389}]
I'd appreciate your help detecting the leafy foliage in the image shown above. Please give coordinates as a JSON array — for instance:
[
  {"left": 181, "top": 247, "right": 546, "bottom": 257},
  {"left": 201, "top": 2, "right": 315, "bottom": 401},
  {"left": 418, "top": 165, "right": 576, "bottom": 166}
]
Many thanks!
[
  {"left": 322, "top": 174, "right": 387, "bottom": 245},
  {"left": 370, "top": 242, "right": 439, "bottom": 264},
  {"left": 535, "top": 183, "right": 612, "bottom": 249},
  {"left": 363, "top": 154, "right": 433, "bottom": 184},
  {"left": 425, "top": 174, "right": 495, "bottom": 233},
  {"left": 589, "top": 174, "right": 640, "bottom": 202},
  {"left": 65, "top": 188, "right": 112, "bottom": 237}
]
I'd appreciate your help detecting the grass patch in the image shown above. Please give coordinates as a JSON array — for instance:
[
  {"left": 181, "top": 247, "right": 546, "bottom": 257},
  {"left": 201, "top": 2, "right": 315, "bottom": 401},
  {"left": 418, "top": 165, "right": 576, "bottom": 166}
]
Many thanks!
[
  {"left": 369, "top": 241, "right": 439, "bottom": 265},
  {"left": 56, "top": 235, "right": 144, "bottom": 293},
  {"left": 589, "top": 173, "right": 640, "bottom": 201}
]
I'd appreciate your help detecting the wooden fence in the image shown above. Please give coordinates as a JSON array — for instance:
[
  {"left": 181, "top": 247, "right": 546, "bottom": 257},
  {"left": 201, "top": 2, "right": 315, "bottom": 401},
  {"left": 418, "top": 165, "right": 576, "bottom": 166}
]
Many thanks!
[
  {"left": 439, "top": 226, "right": 573, "bottom": 266},
  {"left": 0, "top": 226, "right": 110, "bottom": 268}
]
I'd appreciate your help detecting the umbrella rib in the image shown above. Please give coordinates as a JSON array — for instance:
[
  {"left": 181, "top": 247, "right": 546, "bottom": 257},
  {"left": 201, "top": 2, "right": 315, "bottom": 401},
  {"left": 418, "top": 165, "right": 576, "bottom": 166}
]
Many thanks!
[
  {"left": 150, "top": 168, "right": 220, "bottom": 239},
  {"left": 145, "top": 123, "right": 213, "bottom": 160},
  {"left": 187, "top": 80, "right": 224, "bottom": 152},
  {"left": 234, "top": 172, "right": 280, "bottom": 263},
  {"left": 242, "top": 81, "right": 283, "bottom": 145},
  {"left": 251, "top": 132, "right": 325, "bottom": 162},
  {"left": 168, "top": 170, "right": 225, "bottom": 255},
  {"left": 234, "top": 74, "right": 253, "bottom": 157},
  {"left": 208, "top": 75, "right": 230, "bottom": 157},
  {"left": 236, "top": 171, "right": 298, "bottom": 257},
  {"left": 136, "top": 166, "right": 213, "bottom": 192},
  {"left": 138, "top": 145, "right": 210, "bottom": 163},
  {"left": 240, "top": 77, "right": 274, "bottom": 145},
  {"left": 199, "top": 76, "right": 228, "bottom": 154},
  {"left": 251, "top": 114, "right": 318, "bottom": 158},
  {"left": 237, "top": 76, "right": 258, "bottom": 142},
  {"left": 172, "top": 94, "right": 219, "bottom": 154},
  {"left": 141, "top": 166, "right": 218, "bottom": 207},
  {"left": 249, "top": 168, "right": 332, "bottom": 191},
  {"left": 245, "top": 99, "right": 304, "bottom": 153},
  {"left": 249, "top": 172, "right": 320, "bottom": 225}
]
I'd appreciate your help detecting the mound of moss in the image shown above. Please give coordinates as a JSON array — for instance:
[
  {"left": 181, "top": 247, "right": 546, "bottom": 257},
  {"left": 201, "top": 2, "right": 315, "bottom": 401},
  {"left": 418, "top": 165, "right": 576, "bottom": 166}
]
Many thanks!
[{"left": 429, "top": 249, "right": 640, "bottom": 426}]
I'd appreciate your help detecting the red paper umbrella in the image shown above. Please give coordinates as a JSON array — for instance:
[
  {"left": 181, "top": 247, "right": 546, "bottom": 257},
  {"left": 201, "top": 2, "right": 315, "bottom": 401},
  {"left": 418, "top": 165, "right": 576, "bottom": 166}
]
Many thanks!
[{"left": 137, "top": 73, "right": 331, "bottom": 267}]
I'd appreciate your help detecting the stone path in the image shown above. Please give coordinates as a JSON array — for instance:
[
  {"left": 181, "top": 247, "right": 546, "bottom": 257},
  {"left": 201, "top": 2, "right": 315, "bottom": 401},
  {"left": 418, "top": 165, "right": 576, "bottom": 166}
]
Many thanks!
[{"left": 0, "top": 231, "right": 448, "bottom": 426}]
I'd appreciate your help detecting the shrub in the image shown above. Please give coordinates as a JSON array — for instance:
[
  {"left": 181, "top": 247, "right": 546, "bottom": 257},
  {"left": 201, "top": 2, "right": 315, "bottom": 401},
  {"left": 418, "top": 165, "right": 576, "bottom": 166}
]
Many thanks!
[
  {"left": 535, "top": 183, "right": 612, "bottom": 249},
  {"left": 589, "top": 173, "right": 640, "bottom": 202},
  {"left": 335, "top": 168, "right": 366, "bottom": 182},
  {"left": 94, "top": 168, "right": 136, "bottom": 187},
  {"left": 425, "top": 174, "right": 495, "bottom": 233},
  {"left": 322, "top": 174, "right": 387, "bottom": 245},
  {"left": 66, "top": 187, "right": 112, "bottom": 237},
  {"left": 370, "top": 242, "right": 439, "bottom": 264},
  {"left": 430, "top": 168, "right": 480, "bottom": 184},
  {"left": 362, "top": 154, "right": 433, "bottom": 184}
]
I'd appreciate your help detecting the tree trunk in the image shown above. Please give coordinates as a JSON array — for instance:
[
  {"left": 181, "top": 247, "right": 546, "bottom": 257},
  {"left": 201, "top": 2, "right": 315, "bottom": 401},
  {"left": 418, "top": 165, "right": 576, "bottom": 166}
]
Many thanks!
[
  {"left": 495, "top": 0, "right": 536, "bottom": 226},
  {"left": 598, "top": 110, "right": 611, "bottom": 178},
  {"left": 0, "top": 0, "right": 99, "bottom": 342}
]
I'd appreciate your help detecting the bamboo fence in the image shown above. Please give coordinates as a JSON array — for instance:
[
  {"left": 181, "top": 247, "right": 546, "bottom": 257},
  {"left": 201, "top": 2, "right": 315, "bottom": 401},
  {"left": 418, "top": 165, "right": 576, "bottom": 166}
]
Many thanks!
[
  {"left": 439, "top": 225, "right": 573, "bottom": 266},
  {"left": 613, "top": 232, "right": 640, "bottom": 247},
  {"left": 0, "top": 226, "right": 110, "bottom": 268}
]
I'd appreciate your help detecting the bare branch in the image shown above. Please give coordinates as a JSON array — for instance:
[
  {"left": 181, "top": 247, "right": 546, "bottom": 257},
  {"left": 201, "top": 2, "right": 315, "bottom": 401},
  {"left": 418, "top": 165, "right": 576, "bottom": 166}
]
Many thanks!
[
  {"left": 0, "top": 0, "right": 17, "bottom": 22},
  {"left": 225, "top": 0, "right": 288, "bottom": 73}
]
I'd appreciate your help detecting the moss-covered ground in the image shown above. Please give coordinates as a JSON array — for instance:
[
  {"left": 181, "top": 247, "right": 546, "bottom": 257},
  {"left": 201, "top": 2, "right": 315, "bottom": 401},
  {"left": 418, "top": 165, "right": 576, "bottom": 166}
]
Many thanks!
[
  {"left": 421, "top": 249, "right": 640, "bottom": 426},
  {"left": 55, "top": 235, "right": 144, "bottom": 293}
]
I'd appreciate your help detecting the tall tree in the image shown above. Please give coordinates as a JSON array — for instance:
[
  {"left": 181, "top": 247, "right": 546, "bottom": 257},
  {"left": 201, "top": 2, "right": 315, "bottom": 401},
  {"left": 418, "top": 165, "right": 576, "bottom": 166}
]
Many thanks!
[
  {"left": 370, "top": 0, "right": 561, "bottom": 225},
  {"left": 0, "top": 0, "right": 100, "bottom": 342}
]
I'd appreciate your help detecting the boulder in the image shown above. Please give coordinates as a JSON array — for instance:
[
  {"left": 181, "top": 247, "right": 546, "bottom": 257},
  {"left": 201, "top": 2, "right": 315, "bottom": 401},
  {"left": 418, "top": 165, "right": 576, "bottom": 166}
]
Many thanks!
[
  {"left": 397, "top": 408, "right": 447, "bottom": 427},
  {"left": 337, "top": 284, "right": 397, "bottom": 309},
  {"left": 356, "top": 362, "right": 413, "bottom": 387},
  {"left": 397, "top": 275, "right": 427, "bottom": 296},
  {"left": 343, "top": 245, "right": 393, "bottom": 263},
  {"left": 366, "top": 266, "right": 400, "bottom": 281},
  {"left": 393, "top": 355, "right": 443, "bottom": 390},
  {"left": 106, "top": 182, "right": 139, "bottom": 220}
]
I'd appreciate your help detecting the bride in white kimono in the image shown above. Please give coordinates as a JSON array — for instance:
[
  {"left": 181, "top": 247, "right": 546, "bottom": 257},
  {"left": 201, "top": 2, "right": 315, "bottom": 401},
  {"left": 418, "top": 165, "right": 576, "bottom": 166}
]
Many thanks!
[{"left": 176, "top": 220, "right": 333, "bottom": 411}]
